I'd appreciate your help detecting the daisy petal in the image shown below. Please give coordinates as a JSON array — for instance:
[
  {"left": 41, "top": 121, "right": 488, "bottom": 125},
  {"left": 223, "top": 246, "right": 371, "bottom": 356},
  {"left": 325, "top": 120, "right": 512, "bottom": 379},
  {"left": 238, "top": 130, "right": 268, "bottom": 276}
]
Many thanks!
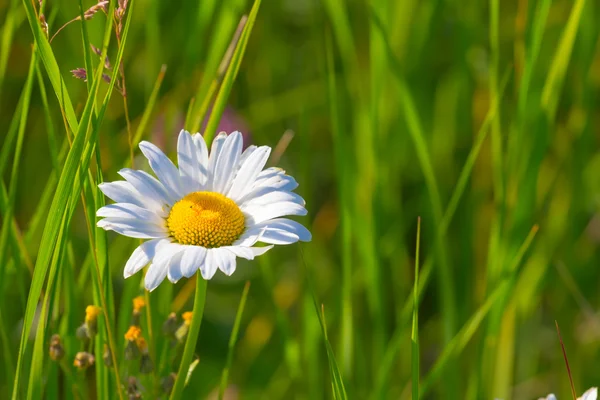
[
  {"left": 145, "top": 242, "right": 179, "bottom": 291},
  {"left": 228, "top": 146, "right": 271, "bottom": 202},
  {"left": 145, "top": 263, "right": 169, "bottom": 291},
  {"left": 579, "top": 388, "right": 598, "bottom": 400},
  {"left": 97, "top": 203, "right": 165, "bottom": 225},
  {"left": 181, "top": 246, "right": 207, "bottom": 278},
  {"left": 224, "top": 246, "right": 255, "bottom": 260},
  {"left": 206, "top": 132, "right": 227, "bottom": 191},
  {"left": 97, "top": 218, "right": 168, "bottom": 239},
  {"left": 201, "top": 249, "right": 218, "bottom": 280},
  {"left": 123, "top": 238, "right": 165, "bottom": 278},
  {"left": 250, "top": 245, "right": 274, "bottom": 257},
  {"left": 167, "top": 250, "right": 185, "bottom": 283},
  {"left": 254, "top": 173, "right": 298, "bottom": 192},
  {"left": 233, "top": 226, "right": 266, "bottom": 247},
  {"left": 98, "top": 181, "right": 145, "bottom": 207},
  {"left": 192, "top": 133, "right": 209, "bottom": 186},
  {"left": 241, "top": 190, "right": 305, "bottom": 208},
  {"left": 262, "top": 218, "right": 312, "bottom": 241},
  {"left": 214, "top": 248, "right": 237, "bottom": 276},
  {"left": 212, "top": 131, "right": 243, "bottom": 194},
  {"left": 118, "top": 168, "right": 176, "bottom": 209},
  {"left": 257, "top": 229, "right": 299, "bottom": 244},
  {"left": 139, "top": 141, "right": 184, "bottom": 198},
  {"left": 243, "top": 202, "right": 307, "bottom": 225},
  {"left": 177, "top": 130, "right": 202, "bottom": 191},
  {"left": 239, "top": 145, "right": 257, "bottom": 165}
]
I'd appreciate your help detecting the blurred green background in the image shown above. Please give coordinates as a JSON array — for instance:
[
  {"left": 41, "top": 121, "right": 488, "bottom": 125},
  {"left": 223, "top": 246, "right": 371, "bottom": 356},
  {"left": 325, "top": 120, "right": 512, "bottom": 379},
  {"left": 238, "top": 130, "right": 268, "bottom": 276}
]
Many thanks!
[{"left": 1, "top": 0, "right": 600, "bottom": 398}]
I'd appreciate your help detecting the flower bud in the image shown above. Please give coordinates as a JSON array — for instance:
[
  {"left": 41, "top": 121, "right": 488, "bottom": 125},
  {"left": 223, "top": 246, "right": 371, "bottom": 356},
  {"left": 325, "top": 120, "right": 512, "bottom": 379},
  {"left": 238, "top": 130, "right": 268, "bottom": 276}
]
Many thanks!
[
  {"left": 73, "top": 352, "right": 95, "bottom": 370},
  {"left": 49, "top": 334, "right": 64, "bottom": 361},
  {"left": 162, "top": 312, "right": 178, "bottom": 337}
]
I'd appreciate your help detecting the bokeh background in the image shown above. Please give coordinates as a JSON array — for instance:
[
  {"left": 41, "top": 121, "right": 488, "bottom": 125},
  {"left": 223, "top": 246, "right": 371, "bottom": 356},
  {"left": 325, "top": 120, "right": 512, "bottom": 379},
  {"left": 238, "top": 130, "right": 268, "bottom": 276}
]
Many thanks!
[{"left": 1, "top": 0, "right": 600, "bottom": 398}]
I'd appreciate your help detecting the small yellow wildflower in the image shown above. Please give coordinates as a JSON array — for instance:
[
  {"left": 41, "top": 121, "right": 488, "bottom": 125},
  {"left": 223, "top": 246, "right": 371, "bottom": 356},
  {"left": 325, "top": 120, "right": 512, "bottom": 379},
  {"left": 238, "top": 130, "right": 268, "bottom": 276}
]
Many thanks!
[
  {"left": 85, "top": 305, "right": 102, "bottom": 322},
  {"left": 133, "top": 296, "right": 146, "bottom": 312},
  {"left": 125, "top": 325, "right": 142, "bottom": 342},
  {"left": 182, "top": 311, "right": 193, "bottom": 326}
]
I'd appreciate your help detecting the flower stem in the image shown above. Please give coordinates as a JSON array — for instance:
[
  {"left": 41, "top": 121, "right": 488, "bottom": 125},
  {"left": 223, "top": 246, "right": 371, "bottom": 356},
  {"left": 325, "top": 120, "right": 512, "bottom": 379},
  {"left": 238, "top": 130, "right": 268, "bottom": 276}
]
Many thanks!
[{"left": 169, "top": 276, "right": 208, "bottom": 400}]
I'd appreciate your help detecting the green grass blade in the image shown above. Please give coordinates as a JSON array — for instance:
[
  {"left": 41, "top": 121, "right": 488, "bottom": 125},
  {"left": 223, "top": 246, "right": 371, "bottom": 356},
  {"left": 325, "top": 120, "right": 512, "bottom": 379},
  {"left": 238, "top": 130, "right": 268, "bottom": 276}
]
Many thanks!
[
  {"left": 26, "top": 212, "right": 68, "bottom": 400},
  {"left": 12, "top": 0, "right": 123, "bottom": 394},
  {"left": 303, "top": 252, "right": 348, "bottom": 399},
  {"left": 412, "top": 218, "right": 421, "bottom": 400},
  {"left": 377, "top": 69, "right": 512, "bottom": 392},
  {"left": 188, "top": 0, "right": 244, "bottom": 133},
  {"left": 169, "top": 277, "right": 208, "bottom": 400},
  {"left": 517, "top": 0, "right": 551, "bottom": 118},
  {"left": 420, "top": 225, "right": 538, "bottom": 396},
  {"left": 218, "top": 281, "right": 251, "bottom": 400},
  {"left": 202, "top": 0, "right": 261, "bottom": 143},
  {"left": 0, "top": 44, "right": 37, "bottom": 299},
  {"left": 133, "top": 64, "right": 167, "bottom": 145},
  {"left": 325, "top": 32, "right": 353, "bottom": 377},
  {"left": 541, "top": 0, "right": 586, "bottom": 119}
]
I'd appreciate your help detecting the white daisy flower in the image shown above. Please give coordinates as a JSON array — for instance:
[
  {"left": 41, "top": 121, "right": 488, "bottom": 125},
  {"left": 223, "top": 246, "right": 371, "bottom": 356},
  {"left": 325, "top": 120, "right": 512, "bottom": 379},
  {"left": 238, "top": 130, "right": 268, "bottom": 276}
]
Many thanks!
[
  {"left": 97, "top": 130, "right": 311, "bottom": 291},
  {"left": 537, "top": 387, "right": 597, "bottom": 400}
]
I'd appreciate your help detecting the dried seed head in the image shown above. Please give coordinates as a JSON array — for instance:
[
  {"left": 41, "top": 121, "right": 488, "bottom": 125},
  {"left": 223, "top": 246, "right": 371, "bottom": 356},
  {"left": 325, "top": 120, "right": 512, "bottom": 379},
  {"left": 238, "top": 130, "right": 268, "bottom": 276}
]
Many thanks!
[
  {"left": 49, "top": 334, "right": 65, "bottom": 361},
  {"left": 102, "top": 73, "right": 112, "bottom": 84},
  {"left": 162, "top": 312, "right": 178, "bottom": 336},
  {"left": 175, "top": 322, "right": 189, "bottom": 343},
  {"left": 136, "top": 337, "right": 148, "bottom": 353},
  {"left": 39, "top": 14, "right": 49, "bottom": 39},
  {"left": 98, "top": 0, "right": 108, "bottom": 13},
  {"left": 103, "top": 344, "right": 113, "bottom": 368},
  {"left": 90, "top": 44, "right": 111, "bottom": 69},
  {"left": 76, "top": 323, "right": 89, "bottom": 340},
  {"left": 161, "top": 373, "right": 177, "bottom": 395},
  {"left": 127, "top": 376, "right": 142, "bottom": 400},
  {"left": 140, "top": 353, "right": 154, "bottom": 374},
  {"left": 90, "top": 44, "right": 102, "bottom": 56},
  {"left": 84, "top": 1, "right": 108, "bottom": 20},
  {"left": 71, "top": 68, "right": 87, "bottom": 81},
  {"left": 125, "top": 340, "right": 140, "bottom": 360},
  {"left": 73, "top": 352, "right": 95, "bottom": 370}
]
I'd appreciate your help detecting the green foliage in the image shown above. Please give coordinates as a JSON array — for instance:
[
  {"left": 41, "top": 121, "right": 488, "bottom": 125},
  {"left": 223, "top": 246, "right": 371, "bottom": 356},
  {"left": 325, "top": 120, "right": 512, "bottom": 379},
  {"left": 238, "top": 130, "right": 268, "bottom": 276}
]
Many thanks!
[{"left": 1, "top": 0, "right": 599, "bottom": 399}]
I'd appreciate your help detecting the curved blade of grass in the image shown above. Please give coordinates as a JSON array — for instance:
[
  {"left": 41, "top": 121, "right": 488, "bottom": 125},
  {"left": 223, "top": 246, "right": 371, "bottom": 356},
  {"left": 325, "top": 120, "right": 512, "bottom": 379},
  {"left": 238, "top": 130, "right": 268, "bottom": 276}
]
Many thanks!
[
  {"left": 419, "top": 225, "right": 538, "bottom": 396},
  {"left": 326, "top": 31, "right": 353, "bottom": 377},
  {"left": 541, "top": 0, "right": 586, "bottom": 119},
  {"left": 188, "top": 0, "right": 244, "bottom": 133},
  {"left": 202, "top": 0, "right": 261, "bottom": 144},
  {"left": 0, "top": 0, "right": 23, "bottom": 98},
  {"left": 0, "top": 43, "right": 37, "bottom": 301},
  {"left": 169, "top": 276, "right": 208, "bottom": 400},
  {"left": 368, "top": 6, "right": 456, "bottom": 355},
  {"left": 26, "top": 211, "right": 67, "bottom": 400},
  {"left": 190, "top": 15, "right": 247, "bottom": 136},
  {"left": 301, "top": 250, "right": 348, "bottom": 399},
  {"left": 133, "top": 64, "right": 167, "bottom": 145},
  {"left": 218, "top": 281, "right": 251, "bottom": 400},
  {"left": 13, "top": 0, "right": 126, "bottom": 395},
  {"left": 411, "top": 217, "right": 421, "bottom": 400},
  {"left": 517, "top": 0, "right": 551, "bottom": 118},
  {"left": 376, "top": 68, "right": 512, "bottom": 393}
]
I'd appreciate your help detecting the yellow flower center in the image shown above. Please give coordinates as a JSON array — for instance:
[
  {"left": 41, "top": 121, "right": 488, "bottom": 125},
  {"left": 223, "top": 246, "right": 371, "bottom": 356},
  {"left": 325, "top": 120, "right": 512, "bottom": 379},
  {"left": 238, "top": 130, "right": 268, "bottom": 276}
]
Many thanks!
[{"left": 167, "top": 191, "right": 245, "bottom": 248}]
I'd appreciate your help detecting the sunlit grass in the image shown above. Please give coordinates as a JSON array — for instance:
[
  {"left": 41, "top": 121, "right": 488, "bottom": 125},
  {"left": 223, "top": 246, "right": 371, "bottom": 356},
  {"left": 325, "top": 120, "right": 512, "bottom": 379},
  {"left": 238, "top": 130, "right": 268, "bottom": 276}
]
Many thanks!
[{"left": 1, "top": 0, "right": 600, "bottom": 398}]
